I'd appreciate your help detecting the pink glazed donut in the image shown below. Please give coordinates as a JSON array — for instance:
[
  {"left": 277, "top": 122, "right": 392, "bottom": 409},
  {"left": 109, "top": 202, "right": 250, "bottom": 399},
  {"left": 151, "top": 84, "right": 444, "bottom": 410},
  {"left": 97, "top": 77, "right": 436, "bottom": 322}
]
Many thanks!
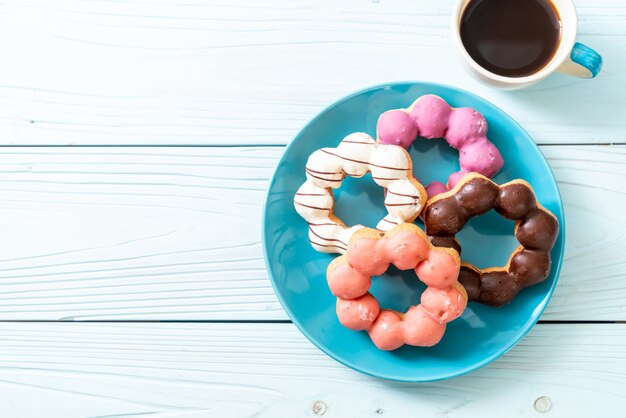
[
  {"left": 376, "top": 94, "right": 504, "bottom": 196},
  {"left": 327, "top": 223, "right": 468, "bottom": 350}
]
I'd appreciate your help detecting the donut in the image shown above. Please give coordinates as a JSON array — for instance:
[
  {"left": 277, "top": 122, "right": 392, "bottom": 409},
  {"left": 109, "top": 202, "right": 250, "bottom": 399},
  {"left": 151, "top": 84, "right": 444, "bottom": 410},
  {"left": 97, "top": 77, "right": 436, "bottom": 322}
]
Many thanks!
[
  {"left": 327, "top": 223, "right": 468, "bottom": 350},
  {"left": 423, "top": 173, "right": 559, "bottom": 307},
  {"left": 294, "top": 132, "right": 427, "bottom": 254},
  {"left": 376, "top": 94, "right": 504, "bottom": 196}
]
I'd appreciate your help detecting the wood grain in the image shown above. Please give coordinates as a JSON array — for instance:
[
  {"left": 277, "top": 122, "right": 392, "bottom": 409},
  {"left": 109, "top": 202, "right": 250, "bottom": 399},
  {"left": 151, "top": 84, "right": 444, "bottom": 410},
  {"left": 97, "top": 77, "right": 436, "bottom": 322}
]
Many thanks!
[
  {"left": 0, "top": 145, "right": 622, "bottom": 320},
  {"left": 0, "top": 1, "right": 623, "bottom": 414},
  {"left": 0, "top": 322, "right": 624, "bottom": 417},
  {"left": 0, "top": 0, "right": 623, "bottom": 145}
]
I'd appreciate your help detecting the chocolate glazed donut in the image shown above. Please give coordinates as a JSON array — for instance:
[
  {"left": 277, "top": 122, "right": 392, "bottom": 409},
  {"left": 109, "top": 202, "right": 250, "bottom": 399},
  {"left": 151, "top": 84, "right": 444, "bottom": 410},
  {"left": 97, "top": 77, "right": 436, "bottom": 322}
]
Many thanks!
[{"left": 423, "top": 174, "right": 559, "bottom": 307}]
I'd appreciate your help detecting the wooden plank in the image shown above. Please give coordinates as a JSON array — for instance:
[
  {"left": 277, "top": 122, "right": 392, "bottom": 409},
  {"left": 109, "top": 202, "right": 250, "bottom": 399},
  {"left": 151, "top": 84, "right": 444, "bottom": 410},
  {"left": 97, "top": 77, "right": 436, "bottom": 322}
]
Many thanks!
[
  {"left": 0, "top": 145, "right": 623, "bottom": 320},
  {"left": 0, "top": 322, "right": 624, "bottom": 417},
  {"left": 0, "top": 0, "right": 622, "bottom": 145}
]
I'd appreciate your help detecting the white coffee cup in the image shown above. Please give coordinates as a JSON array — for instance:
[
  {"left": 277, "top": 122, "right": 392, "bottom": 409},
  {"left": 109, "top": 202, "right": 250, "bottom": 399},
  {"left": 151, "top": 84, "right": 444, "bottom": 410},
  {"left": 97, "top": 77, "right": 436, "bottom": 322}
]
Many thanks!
[{"left": 452, "top": 0, "right": 602, "bottom": 89}]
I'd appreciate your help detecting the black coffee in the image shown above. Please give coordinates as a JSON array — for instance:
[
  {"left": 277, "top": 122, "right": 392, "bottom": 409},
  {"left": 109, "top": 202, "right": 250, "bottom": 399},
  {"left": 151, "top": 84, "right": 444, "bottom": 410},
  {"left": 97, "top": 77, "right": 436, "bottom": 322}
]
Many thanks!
[{"left": 460, "top": 0, "right": 561, "bottom": 77}]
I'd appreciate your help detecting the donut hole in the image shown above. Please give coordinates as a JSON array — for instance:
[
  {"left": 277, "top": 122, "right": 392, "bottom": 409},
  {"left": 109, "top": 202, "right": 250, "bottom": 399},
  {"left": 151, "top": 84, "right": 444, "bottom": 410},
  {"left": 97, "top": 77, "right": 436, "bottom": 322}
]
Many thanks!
[
  {"left": 369, "top": 264, "right": 427, "bottom": 313},
  {"left": 333, "top": 173, "right": 386, "bottom": 227},
  {"left": 455, "top": 209, "right": 519, "bottom": 269},
  {"left": 408, "top": 135, "right": 459, "bottom": 189}
]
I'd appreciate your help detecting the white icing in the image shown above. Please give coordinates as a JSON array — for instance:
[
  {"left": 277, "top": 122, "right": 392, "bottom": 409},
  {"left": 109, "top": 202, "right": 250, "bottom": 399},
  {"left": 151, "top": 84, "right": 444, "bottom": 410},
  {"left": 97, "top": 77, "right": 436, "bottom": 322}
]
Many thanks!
[
  {"left": 357, "top": 303, "right": 376, "bottom": 322},
  {"left": 293, "top": 132, "right": 426, "bottom": 254}
]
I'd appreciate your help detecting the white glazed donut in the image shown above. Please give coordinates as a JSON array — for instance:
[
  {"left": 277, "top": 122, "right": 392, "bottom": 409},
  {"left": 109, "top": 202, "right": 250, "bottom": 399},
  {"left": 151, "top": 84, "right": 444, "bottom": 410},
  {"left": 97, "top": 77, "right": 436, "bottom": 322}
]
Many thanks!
[{"left": 293, "top": 132, "right": 427, "bottom": 254}]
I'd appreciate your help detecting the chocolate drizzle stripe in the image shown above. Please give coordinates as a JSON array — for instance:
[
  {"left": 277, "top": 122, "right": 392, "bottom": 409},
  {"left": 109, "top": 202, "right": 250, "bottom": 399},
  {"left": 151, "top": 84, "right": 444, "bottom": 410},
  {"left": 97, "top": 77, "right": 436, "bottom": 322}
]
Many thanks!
[
  {"left": 308, "top": 222, "right": 338, "bottom": 226},
  {"left": 305, "top": 170, "right": 342, "bottom": 183},
  {"left": 320, "top": 149, "right": 408, "bottom": 171},
  {"left": 309, "top": 226, "right": 348, "bottom": 246},
  {"left": 373, "top": 176, "right": 403, "bottom": 181},
  {"left": 295, "top": 192, "right": 327, "bottom": 197},
  {"left": 294, "top": 201, "right": 331, "bottom": 211},
  {"left": 386, "top": 190, "right": 420, "bottom": 199},
  {"left": 309, "top": 239, "right": 347, "bottom": 251},
  {"left": 305, "top": 167, "right": 342, "bottom": 175},
  {"left": 381, "top": 218, "right": 399, "bottom": 225}
]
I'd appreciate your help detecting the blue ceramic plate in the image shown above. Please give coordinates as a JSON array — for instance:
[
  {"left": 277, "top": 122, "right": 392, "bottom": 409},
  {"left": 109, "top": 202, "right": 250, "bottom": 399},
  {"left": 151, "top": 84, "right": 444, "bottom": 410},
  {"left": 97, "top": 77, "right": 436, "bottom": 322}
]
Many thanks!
[{"left": 262, "top": 82, "right": 565, "bottom": 382}]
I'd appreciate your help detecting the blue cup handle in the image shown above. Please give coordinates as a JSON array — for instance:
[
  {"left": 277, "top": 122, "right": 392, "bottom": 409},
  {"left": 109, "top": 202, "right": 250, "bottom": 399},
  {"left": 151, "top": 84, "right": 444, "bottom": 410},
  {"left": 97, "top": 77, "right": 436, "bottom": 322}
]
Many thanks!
[{"left": 558, "top": 42, "right": 603, "bottom": 78}]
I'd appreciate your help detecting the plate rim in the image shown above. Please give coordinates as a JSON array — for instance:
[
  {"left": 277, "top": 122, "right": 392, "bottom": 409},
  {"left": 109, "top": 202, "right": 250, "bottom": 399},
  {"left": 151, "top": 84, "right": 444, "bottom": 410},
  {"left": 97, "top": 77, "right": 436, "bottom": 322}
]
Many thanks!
[{"left": 261, "top": 81, "right": 566, "bottom": 382}]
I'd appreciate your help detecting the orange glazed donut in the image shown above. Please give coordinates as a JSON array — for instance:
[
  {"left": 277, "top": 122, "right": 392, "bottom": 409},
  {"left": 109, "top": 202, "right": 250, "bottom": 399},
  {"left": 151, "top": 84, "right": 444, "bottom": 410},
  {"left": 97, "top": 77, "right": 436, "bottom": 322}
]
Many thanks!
[{"left": 327, "top": 223, "right": 468, "bottom": 351}]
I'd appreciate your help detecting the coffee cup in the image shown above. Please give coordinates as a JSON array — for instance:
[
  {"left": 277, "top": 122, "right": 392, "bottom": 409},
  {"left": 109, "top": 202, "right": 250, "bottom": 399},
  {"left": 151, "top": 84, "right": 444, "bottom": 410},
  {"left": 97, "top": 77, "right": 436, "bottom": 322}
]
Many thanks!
[{"left": 452, "top": 0, "right": 602, "bottom": 89}]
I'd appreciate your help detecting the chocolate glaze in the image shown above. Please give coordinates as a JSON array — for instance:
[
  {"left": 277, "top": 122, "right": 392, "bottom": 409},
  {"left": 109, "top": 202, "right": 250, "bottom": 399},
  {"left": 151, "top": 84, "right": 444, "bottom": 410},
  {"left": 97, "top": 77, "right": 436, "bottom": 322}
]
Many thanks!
[
  {"left": 496, "top": 183, "right": 536, "bottom": 220},
  {"left": 458, "top": 266, "right": 481, "bottom": 301},
  {"left": 430, "top": 236, "right": 461, "bottom": 254},
  {"left": 479, "top": 270, "right": 520, "bottom": 306},
  {"left": 424, "top": 176, "right": 559, "bottom": 307},
  {"left": 455, "top": 177, "right": 500, "bottom": 216},
  {"left": 509, "top": 249, "right": 551, "bottom": 287},
  {"left": 423, "top": 198, "right": 466, "bottom": 236},
  {"left": 516, "top": 209, "right": 559, "bottom": 251}
]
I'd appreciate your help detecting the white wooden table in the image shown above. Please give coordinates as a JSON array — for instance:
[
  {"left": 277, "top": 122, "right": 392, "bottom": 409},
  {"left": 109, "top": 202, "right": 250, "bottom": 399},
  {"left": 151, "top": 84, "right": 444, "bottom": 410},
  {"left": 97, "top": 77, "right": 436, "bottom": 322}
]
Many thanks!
[{"left": 0, "top": 0, "right": 625, "bottom": 416}]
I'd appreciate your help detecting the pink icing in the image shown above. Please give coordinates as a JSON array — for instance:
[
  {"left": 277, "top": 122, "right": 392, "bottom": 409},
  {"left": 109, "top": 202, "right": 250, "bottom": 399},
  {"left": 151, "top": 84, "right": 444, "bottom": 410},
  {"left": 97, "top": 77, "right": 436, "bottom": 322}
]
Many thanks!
[
  {"left": 368, "top": 310, "right": 405, "bottom": 350},
  {"left": 446, "top": 107, "right": 486, "bottom": 148},
  {"left": 346, "top": 237, "right": 388, "bottom": 277},
  {"left": 376, "top": 110, "right": 418, "bottom": 147},
  {"left": 420, "top": 286, "right": 467, "bottom": 324},
  {"left": 409, "top": 95, "right": 451, "bottom": 139},
  {"left": 377, "top": 94, "right": 504, "bottom": 194},
  {"left": 326, "top": 224, "right": 466, "bottom": 350},
  {"left": 368, "top": 306, "right": 448, "bottom": 349},
  {"left": 336, "top": 293, "right": 380, "bottom": 331},
  {"left": 446, "top": 171, "right": 468, "bottom": 189},
  {"left": 414, "top": 249, "right": 459, "bottom": 289},
  {"left": 403, "top": 305, "right": 446, "bottom": 347},
  {"left": 327, "top": 262, "right": 371, "bottom": 300},
  {"left": 384, "top": 230, "right": 429, "bottom": 270},
  {"left": 425, "top": 181, "right": 447, "bottom": 197}
]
